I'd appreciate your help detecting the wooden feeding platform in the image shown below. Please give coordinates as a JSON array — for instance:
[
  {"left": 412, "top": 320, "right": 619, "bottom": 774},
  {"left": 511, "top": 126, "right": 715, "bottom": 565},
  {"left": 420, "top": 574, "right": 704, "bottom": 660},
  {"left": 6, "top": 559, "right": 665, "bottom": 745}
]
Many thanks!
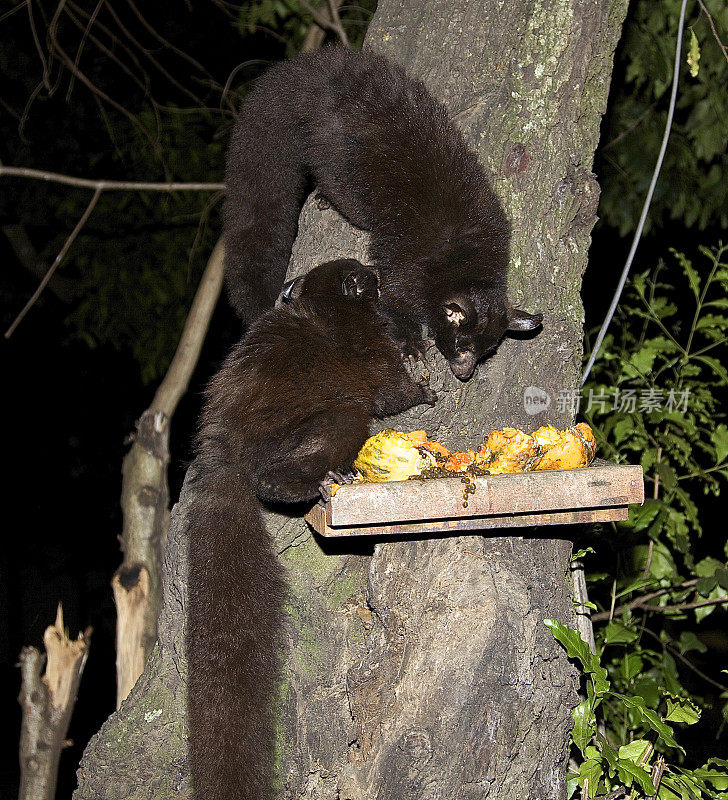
[{"left": 305, "top": 460, "right": 644, "bottom": 537}]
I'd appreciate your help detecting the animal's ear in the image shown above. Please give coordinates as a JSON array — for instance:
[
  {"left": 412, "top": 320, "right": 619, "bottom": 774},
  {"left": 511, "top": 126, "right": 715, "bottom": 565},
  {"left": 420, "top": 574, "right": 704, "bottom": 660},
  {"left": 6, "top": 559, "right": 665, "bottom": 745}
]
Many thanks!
[
  {"left": 443, "top": 296, "right": 475, "bottom": 327},
  {"left": 507, "top": 308, "right": 543, "bottom": 332},
  {"left": 281, "top": 276, "right": 305, "bottom": 303},
  {"left": 342, "top": 266, "right": 380, "bottom": 300}
]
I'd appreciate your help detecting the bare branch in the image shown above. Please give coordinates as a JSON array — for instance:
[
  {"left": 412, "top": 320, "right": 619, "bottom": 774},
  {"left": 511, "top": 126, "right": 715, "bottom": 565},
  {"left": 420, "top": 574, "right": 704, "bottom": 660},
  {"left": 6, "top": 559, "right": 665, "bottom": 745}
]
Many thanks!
[
  {"left": 0, "top": 0, "right": 26, "bottom": 24},
  {"left": 18, "top": 80, "right": 44, "bottom": 142},
  {"left": 592, "top": 579, "right": 698, "bottom": 622},
  {"left": 62, "top": 3, "right": 155, "bottom": 101},
  {"left": 67, "top": 0, "right": 104, "bottom": 99},
  {"left": 187, "top": 190, "right": 225, "bottom": 268},
  {"left": 640, "top": 626, "right": 728, "bottom": 694},
  {"left": 5, "top": 186, "right": 101, "bottom": 338},
  {"left": 151, "top": 238, "right": 225, "bottom": 418},
  {"left": 0, "top": 164, "right": 225, "bottom": 191},
  {"left": 697, "top": 0, "right": 728, "bottom": 64},
  {"left": 326, "top": 0, "right": 349, "bottom": 46},
  {"left": 101, "top": 0, "right": 211, "bottom": 111},
  {"left": 654, "top": 595, "right": 728, "bottom": 613},
  {"left": 3, "top": 224, "right": 77, "bottom": 302},
  {"left": 125, "top": 0, "right": 221, "bottom": 88},
  {"left": 299, "top": 0, "right": 349, "bottom": 49},
  {"left": 52, "top": 39, "right": 160, "bottom": 146},
  {"left": 18, "top": 605, "right": 91, "bottom": 800},
  {"left": 66, "top": 0, "right": 146, "bottom": 76},
  {"left": 27, "top": 0, "right": 51, "bottom": 91}
]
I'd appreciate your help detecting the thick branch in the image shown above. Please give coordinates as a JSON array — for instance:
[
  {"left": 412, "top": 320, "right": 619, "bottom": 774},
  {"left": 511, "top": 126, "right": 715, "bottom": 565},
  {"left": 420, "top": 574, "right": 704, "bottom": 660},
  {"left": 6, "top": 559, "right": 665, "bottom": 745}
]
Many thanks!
[{"left": 114, "top": 238, "right": 224, "bottom": 700}]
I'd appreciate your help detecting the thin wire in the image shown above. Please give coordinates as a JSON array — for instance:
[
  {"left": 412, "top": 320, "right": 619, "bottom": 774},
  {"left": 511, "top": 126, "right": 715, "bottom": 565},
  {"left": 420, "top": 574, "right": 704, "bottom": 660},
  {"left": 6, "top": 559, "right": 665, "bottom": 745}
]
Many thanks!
[{"left": 580, "top": 0, "right": 690, "bottom": 387}]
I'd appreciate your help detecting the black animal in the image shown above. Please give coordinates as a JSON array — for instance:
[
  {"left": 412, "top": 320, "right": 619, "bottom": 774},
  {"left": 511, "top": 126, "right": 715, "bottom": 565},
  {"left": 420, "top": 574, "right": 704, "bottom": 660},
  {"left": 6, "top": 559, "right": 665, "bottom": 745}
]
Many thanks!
[
  {"left": 187, "top": 259, "right": 435, "bottom": 800},
  {"left": 224, "top": 46, "right": 542, "bottom": 380}
]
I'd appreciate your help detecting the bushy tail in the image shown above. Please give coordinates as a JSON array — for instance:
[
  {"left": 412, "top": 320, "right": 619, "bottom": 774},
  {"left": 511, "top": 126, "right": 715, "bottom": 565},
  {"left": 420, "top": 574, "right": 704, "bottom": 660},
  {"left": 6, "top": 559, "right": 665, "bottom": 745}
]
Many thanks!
[
  {"left": 223, "top": 75, "right": 310, "bottom": 325},
  {"left": 186, "top": 457, "right": 285, "bottom": 800}
]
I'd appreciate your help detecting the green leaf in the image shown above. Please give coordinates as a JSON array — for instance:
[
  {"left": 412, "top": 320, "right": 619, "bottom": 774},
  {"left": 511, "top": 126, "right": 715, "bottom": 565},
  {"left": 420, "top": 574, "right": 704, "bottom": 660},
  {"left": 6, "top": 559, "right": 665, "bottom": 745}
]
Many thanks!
[
  {"left": 632, "top": 541, "right": 678, "bottom": 582},
  {"left": 604, "top": 620, "right": 638, "bottom": 645},
  {"left": 628, "top": 498, "right": 662, "bottom": 533},
  {"left": 712, "top": 424, "right": 728, "bottom": 463},
  {"left": 578, "top": 758, "right": 603, "bottom": 798},
  {"left": 616, "top": 757, "right": 656, "bottom": 794},
  {"left": 624, "top": 652, "right": 644, "bottom": 681},
  {"left": 613, "top": 693, "right": 684, "bottom": 753},
  {"left": 664, "top": 694, "right": 701, "bottom": 724},
  {"left": 672, "top": 248, "right": 700, "bottom": 298},
  {"left": 677, "top": 631, "right": 707, "bottom": 655},
  {"left": 687, "top": 28, "right": 701, "bottom": 78},
  {"left": 695, "top": 355, "right": 728, "bottom": 383},
  {"left": 618, "top": 739, "right": 651, "bottom": 763},
  {"left": 692, "top": 758, "right": 728, "bottom": 790},
  {"left": 572, "top": 699, "right": 597, "bottom": 755},
  {"left": 544, "top": 620, "right": 610, "bottom": 693},
  {"left": 696, "top": 557, "right": 724, "bottom": 588}
]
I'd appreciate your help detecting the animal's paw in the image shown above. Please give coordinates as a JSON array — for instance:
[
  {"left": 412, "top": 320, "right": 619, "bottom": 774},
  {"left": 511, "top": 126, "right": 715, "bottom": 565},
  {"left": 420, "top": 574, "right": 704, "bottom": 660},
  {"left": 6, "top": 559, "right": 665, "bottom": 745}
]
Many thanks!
[
  {"left": 383, "top": 316, "right": 429, "bottom": 363},
  {"left": 318, "top": 468, "right": 356, "bottom": 502}
]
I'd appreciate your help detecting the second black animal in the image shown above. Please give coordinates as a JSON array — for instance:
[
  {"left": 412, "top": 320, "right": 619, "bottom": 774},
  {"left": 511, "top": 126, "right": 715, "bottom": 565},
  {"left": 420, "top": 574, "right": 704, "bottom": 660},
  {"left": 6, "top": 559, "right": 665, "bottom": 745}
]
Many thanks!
[{"left": 224, "top": 46, "right": 542, "bottom": 379}]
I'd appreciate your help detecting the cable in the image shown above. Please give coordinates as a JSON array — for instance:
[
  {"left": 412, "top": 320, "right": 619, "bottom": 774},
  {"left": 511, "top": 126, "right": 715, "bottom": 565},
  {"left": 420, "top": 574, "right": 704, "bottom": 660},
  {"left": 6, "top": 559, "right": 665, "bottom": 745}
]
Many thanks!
[{"left": 580, "top": 0, "right": 690, "bottom": 387}]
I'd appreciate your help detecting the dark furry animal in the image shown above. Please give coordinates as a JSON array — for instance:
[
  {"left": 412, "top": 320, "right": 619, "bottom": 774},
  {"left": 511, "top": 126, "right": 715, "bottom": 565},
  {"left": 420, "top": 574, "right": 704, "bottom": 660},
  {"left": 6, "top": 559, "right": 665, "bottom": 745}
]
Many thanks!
[
  {"left": 187, "top": 259, "right": 435, "bottom": 800},
  {"left": 224, "top": 46, "right": 542, "bottom": 380}
]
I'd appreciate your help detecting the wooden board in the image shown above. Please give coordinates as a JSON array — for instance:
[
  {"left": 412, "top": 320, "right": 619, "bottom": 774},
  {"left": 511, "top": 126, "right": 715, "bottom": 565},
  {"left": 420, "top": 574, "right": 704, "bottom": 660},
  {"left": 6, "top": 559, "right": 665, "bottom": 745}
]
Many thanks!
[{"left": 304, "top": 463, "right": 644, "bottom": 537}]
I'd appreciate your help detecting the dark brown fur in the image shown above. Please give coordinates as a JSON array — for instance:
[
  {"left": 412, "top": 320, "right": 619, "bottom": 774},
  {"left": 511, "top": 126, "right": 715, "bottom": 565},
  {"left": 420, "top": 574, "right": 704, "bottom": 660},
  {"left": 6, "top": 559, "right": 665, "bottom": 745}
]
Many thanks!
[
  {"left": 187, "top": 259, "right": 434, "bottom": 800},
  {"left": 224, "top": 46, "right": 541, "bottom": 380}
]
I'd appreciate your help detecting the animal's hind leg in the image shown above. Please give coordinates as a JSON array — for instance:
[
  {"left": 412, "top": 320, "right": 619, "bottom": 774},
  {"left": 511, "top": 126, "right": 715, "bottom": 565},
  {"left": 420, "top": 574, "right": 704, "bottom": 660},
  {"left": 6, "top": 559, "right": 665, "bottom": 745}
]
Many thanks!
[{"left": 253, "top": 417, "right": 368, "bottom": 505}]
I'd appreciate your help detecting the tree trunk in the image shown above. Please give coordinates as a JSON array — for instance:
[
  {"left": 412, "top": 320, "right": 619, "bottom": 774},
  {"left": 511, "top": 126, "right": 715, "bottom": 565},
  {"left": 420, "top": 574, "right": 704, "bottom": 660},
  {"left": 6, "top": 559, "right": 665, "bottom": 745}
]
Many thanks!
[{"left": 74, "top": 0, "right": 628, "bottom": 797}]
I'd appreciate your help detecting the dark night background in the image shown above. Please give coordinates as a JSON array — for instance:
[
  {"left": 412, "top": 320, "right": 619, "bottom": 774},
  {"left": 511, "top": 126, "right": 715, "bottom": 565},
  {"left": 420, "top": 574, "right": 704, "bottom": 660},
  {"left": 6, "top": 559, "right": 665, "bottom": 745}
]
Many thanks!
[{"left": 2, "top": 1, "right": 727, "bottom": 797}]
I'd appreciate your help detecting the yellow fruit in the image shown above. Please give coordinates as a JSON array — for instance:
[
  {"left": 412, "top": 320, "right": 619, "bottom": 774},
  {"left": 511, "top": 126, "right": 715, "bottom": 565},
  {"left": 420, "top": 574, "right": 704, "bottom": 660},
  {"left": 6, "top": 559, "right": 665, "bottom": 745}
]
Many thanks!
[
  {"left": 532, "top": 423, "right": 596, "bottom": 470},
  {"left": 476, "top": 427, "right": 542, "bottom": 474},
  {"left": 353, "top": 429, "right": 439, "bottom": 482},
  {"left": 349, "top": 423, "right": 597, "bottom": 486}
]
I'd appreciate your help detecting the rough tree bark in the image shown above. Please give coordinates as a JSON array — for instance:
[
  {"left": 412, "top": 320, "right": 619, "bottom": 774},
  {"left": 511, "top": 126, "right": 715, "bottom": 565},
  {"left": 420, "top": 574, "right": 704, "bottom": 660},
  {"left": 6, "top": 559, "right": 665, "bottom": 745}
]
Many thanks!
[{"left": 74, "top": 0, "right": 628, "bottom": 798}]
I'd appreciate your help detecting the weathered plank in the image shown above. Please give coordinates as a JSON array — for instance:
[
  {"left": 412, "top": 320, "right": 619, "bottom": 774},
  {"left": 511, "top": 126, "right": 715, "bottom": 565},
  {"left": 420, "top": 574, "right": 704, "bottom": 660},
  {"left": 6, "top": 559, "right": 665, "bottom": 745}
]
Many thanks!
[{"left": 304, "top": 464, "right": 644, "bottom": 537}]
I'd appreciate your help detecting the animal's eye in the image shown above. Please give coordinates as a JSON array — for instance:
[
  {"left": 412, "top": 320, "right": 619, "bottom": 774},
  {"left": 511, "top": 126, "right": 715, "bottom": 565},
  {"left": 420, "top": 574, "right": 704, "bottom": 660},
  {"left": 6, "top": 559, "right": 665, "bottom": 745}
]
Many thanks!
[{"left": 456, "top": 344, "right": 470, "bottom": 355}]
